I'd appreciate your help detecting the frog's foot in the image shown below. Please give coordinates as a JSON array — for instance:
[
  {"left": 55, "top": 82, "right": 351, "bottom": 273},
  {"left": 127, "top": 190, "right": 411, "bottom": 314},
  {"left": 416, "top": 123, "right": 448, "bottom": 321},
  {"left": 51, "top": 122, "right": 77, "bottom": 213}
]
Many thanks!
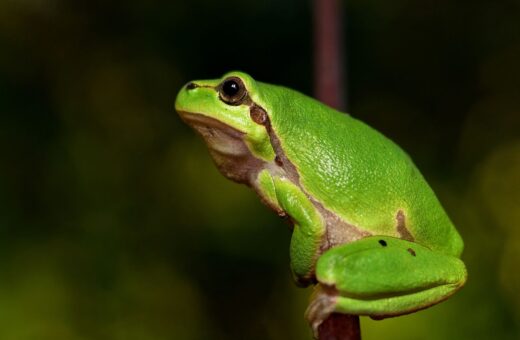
[
  {"left": 314, "top": 235, "right": 467, "bottom": 318},
  {"left": 304, "top": 284, "right": 338, "bottom": 339}
]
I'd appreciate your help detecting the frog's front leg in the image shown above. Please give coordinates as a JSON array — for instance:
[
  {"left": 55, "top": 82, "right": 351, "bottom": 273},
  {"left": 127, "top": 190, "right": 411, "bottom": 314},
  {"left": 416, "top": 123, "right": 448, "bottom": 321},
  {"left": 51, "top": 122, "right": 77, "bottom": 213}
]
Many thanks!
[
  {"left": 256, "top": 170, "right": 325, "bottom": 285},
  {"left": 305, "top": 236, "right": 467, "bottom": 338}
]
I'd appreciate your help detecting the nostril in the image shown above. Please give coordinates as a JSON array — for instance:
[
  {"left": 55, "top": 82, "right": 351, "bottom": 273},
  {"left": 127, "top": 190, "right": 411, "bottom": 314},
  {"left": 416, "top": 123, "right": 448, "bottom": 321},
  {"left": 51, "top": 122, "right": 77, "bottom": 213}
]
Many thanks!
[{"left": 186, "top": 82, "right": 197, "bottom": 90}]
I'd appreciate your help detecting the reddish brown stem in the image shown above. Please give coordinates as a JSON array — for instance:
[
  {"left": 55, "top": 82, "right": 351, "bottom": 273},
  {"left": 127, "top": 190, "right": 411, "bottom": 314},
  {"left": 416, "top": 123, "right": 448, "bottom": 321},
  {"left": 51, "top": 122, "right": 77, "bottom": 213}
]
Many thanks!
[
  {"left": 314, "top": 0, "right": 346, "bottom": 111},
  {"left": 314, "top": 0, "right": 359, "bottom": 339},
  {"left": 318, "top": 313, "right": 361, "bottom": 340}
]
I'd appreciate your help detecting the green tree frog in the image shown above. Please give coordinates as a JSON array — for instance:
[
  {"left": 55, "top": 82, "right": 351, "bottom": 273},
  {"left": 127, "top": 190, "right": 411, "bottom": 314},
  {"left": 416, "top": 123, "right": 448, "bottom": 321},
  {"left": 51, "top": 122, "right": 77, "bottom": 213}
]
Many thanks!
[{"left": 175, "top": 71, "right": 467, "bottom": 337}]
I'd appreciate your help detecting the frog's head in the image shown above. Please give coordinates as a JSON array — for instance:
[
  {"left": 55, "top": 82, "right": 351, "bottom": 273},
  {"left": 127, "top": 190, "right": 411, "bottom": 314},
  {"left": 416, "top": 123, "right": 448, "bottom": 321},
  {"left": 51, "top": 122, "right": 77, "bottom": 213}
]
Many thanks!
[{"left": 175, "top": 71, "right": 275, "bottom": 182}]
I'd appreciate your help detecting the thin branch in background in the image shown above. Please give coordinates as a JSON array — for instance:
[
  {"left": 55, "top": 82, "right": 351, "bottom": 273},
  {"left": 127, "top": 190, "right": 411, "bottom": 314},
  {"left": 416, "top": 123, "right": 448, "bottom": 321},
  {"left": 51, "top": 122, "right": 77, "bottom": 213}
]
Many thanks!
[
  {"left": 314, "top": 0, "right": 347, "bottom": 111},
  {"left": 313, "top": 0, "right": 359, "bottom": 339}
]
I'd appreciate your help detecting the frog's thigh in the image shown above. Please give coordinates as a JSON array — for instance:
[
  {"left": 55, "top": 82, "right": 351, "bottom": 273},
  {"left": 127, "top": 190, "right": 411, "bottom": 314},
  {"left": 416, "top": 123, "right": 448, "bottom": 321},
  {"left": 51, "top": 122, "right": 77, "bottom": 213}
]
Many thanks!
[
  {"left": 316, "top": 235, "right": 467, "bottom": 317},
  {"left": 271, "top": 176, "right": 325, "bottom": 283}
]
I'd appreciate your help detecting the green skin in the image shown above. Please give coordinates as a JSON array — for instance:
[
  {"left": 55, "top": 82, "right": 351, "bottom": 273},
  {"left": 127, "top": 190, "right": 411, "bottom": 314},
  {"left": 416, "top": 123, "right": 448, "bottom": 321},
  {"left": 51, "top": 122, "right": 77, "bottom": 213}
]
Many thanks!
[{"left": 175, "top": 71, "right": 467, "bottom": 337}]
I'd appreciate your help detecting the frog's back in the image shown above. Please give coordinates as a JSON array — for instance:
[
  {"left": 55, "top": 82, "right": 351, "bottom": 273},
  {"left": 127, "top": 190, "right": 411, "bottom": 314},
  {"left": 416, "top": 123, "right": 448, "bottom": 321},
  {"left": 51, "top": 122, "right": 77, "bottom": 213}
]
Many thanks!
[{"left": 259, "top": 83, "right": 463, "bottom": 257}]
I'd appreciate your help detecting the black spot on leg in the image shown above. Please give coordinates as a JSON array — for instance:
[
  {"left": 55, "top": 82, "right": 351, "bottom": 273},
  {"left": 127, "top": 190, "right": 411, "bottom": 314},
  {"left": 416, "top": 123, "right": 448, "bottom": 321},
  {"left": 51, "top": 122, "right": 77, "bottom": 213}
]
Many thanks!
[
  {"left": 378, "top": 239, "right": 387, "bottom": 247},
  {"left": 274, "top": 155, "right": 283, "bottom": 166},
  {"left": 407, "top": 248, "right": 416, "bottom": 256}
]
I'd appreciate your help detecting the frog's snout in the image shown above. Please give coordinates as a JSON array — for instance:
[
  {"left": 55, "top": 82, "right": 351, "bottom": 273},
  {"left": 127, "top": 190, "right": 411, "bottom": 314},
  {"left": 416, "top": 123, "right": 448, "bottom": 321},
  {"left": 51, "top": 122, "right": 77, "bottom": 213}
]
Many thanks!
[{"left": 175, "top": 82, "right": 198, "bottom": 112}]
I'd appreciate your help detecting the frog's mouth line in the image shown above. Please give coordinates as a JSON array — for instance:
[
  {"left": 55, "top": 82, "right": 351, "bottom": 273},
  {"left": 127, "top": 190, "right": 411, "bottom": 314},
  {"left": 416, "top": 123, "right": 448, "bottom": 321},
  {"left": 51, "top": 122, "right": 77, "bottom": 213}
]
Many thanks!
[
  {"left": 177, "top": 111, "right": 245, "bottom": 140},
  {"left": 177, "top": 110, "right": 265, "bottom": 184},
  {"left": 178, "top": 110, "right": 252, "bottom": 160}
]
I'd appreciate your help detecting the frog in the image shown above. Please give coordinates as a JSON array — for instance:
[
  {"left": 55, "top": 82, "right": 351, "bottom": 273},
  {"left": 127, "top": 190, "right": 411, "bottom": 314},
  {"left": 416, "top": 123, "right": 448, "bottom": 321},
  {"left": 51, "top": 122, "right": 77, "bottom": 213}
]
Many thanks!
[{"left": 174, "top": 71, "right": 467, "bottom": 337}]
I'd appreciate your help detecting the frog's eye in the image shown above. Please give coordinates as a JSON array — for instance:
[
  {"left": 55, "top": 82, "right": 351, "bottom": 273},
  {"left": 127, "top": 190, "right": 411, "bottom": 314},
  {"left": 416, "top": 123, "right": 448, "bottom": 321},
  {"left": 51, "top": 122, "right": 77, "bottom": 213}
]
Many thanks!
[{"left": 219, "top": 77, "right": 247, "bottom": 105}]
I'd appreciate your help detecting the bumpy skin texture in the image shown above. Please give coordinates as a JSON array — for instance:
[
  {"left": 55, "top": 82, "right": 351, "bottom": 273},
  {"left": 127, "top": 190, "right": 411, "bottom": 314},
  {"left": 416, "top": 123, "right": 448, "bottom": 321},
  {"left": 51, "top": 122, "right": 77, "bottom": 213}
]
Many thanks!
[
  {"left": 260, "top": 84, "right": 463, "bottom": 257},
  {"left": 175, "top": 71, "right": 467, "bottom": 337}
]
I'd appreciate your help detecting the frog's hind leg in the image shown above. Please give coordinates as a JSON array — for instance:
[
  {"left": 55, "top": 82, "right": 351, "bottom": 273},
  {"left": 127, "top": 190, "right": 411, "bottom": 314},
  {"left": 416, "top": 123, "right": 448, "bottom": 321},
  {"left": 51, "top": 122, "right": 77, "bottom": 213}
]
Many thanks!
[{"left": 306, "top": 236, "right": 467, "bottom": 337}]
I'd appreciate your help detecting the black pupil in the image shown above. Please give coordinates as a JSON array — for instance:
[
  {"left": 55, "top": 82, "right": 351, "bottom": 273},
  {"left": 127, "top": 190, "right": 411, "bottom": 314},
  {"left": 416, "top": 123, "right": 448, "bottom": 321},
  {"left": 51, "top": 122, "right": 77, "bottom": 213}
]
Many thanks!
[{"left": 223, "top": 80, "right": 240, "bottom": 97}]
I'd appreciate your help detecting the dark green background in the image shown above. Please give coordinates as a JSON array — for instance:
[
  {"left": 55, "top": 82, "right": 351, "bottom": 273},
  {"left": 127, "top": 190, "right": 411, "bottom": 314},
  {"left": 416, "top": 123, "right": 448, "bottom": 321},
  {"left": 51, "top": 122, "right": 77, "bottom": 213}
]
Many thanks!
[{"left": 1, "top": 0, "right": 519, "bottom": 339}]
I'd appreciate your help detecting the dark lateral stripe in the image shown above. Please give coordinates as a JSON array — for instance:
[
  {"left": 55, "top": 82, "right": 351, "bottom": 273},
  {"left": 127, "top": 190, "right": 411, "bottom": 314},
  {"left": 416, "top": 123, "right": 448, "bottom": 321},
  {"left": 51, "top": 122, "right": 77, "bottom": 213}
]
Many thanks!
[{"left": 396, "top": 210, "right": 414, "bottom": 242}]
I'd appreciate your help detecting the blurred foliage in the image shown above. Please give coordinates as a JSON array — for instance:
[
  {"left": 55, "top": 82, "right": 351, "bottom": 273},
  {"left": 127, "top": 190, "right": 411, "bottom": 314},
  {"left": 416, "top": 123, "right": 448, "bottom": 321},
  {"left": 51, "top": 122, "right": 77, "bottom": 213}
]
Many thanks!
[{"left": 0, "top": 0, "right": 519, "bottom": 339}]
